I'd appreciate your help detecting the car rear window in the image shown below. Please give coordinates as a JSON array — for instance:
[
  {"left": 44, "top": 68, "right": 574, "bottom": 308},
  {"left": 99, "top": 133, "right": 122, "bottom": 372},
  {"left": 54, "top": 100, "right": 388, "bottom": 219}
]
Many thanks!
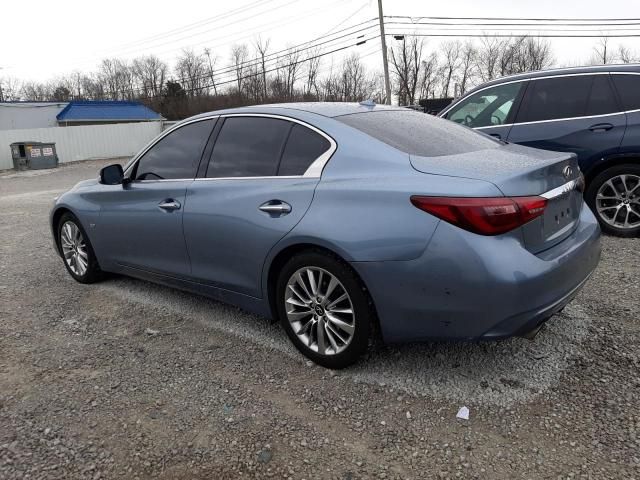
[
  {"left": 611, "top": 74, "right": 640, "bottom": 111},
  {"left": 335, "top": 110, "right": 499, "bottom": 157}
]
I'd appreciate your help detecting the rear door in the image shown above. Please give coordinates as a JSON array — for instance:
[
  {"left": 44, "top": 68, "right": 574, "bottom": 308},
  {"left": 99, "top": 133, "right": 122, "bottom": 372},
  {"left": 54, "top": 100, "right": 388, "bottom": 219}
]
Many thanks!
[
  {"left": 442, "top": 80, "right": 527, "bottom": 141},
  {"left": 507, "top": 74, "right": 625, "bottom": 171},
  {"left": 183, "top": 115, "right": 335, "bottom": 298},
  {"left": 611, "top": 73, "right": 640, "bottom": 155}
]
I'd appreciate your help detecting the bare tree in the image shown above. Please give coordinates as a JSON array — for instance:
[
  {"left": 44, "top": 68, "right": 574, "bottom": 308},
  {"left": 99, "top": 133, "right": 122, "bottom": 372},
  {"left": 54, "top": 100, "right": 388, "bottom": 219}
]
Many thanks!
[
  {"left": 458, "top": 41, "right": 477, "bottom": 95},
  {"left": 230, "top": 44, "right": 249, "bottom": 95},
  {"left": 304, "top": 47, "right": 322, "bottom": 98},
  {"left": 618, "top": 44, "right": 637, "bottom": 63},
  {"left": 440, "top": 41, "right": 461, "bottom": 98},
  {"left": 133, "top": 55, "right": 168, "bottom": 98},
  {"left": 592, "top": 36, "right": 612, "bottom": 64},
  {"left": 21, "top": 82, "right": 49, "bottom": 101},
  {"left": 175, "top": 49, "right": 207, "bottom": 97},
  {"left": 390, "top": 36, "right": 424, "bottom": 105},
  {"left": 417, "top": 52, "right": 439, "bottom": 100},
  {"left": 0, "top": 77, "right": 21, "bottom": 101},
  {"left": 255, "top": 38, "right": 270, "bottom": 100},
  {"left": 476, "top": 36, "right": 503, "bottom": 82},
  {"left": 203, "top": 48, "right": 218, "bottom": 96}
]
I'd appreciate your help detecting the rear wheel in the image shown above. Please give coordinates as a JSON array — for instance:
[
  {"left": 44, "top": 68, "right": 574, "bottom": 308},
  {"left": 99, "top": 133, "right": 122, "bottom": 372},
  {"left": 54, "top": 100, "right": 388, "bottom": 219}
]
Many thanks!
[
  {"left": 276, "top": 251, "right": 372, "bottom": 369},
  {"left": 585, "top": 164, "right": 640, "bottom": 237},
  {"left": 57, "top": 213, "right": 103, "bottom": 283}
]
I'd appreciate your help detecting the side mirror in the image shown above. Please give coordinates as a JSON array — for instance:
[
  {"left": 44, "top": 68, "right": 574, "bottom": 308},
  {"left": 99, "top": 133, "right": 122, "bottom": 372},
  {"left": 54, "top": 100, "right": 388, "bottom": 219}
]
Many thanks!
[{"left": 99, "top": 164, "right": 124, "bottom": 185}]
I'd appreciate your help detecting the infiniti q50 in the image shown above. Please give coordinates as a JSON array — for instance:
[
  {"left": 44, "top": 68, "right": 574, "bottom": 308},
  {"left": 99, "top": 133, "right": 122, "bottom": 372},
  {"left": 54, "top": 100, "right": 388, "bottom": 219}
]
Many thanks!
[{"left": 51, "top": 103, "right": 601, "bottom": 368}]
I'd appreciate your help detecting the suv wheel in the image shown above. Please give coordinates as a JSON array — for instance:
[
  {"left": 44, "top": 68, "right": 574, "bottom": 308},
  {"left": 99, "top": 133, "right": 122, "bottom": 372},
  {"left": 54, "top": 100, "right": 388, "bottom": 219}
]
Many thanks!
[
  {"left": 586, "top": 164, "right": 640, "bottom": 237},
  {"left": 275, "top": 251, "right": 373, "bottom": 369}
]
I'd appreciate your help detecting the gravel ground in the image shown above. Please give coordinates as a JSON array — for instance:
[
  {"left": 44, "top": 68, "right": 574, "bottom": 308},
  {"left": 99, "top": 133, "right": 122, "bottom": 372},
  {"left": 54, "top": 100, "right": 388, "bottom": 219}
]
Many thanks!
[{"left": 1, "top": 159, "right": 639, "bottom": 479}]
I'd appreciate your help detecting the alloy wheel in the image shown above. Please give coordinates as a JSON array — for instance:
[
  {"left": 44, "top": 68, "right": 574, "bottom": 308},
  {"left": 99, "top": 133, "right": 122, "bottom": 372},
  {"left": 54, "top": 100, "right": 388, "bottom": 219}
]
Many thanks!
[
  {"left": 595, "top": 174, "right": 640, "bottom": 229},
  {"left": 284, "top": 267, "right": 356, "bottom": 356},
  {"left": 60, "top": 221, "right": 89, "bottom": 276}
]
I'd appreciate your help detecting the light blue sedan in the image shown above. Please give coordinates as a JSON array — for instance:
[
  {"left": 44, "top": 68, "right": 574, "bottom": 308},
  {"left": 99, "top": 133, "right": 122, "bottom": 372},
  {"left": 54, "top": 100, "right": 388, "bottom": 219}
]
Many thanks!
[{"left": 51, "top": 103, "right": 601, "bottom": 368}]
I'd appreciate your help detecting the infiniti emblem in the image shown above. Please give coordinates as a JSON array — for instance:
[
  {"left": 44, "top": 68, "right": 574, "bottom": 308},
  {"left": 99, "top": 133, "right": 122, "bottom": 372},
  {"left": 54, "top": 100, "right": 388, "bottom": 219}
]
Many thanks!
[{"left": 563, "top": 166, "right": 573, "bottom": 179}]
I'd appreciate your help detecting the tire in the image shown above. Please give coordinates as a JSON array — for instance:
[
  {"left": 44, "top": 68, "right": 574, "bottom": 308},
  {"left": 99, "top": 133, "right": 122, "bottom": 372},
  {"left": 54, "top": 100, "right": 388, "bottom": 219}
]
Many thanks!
[
  {"left": 57, "top": 212, "right": 103, "bottom": 284},
  {"left": 585, "top": 164, "right": 640, "bottom": 237},
  {"left": 275, "top": 250, "right": 373, "bottom": 369}
]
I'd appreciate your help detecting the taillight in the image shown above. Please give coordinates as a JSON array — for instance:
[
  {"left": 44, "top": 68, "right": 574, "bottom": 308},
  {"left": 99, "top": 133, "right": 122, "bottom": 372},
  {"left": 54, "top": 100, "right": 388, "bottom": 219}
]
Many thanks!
[{"left": 410, "top": 195, "right": 548, "bottom": 236}]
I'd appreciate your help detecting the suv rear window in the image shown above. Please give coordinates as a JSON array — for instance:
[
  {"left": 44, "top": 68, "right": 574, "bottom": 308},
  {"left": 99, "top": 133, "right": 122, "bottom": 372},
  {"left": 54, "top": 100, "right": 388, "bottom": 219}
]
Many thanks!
[
  {"left": 612, "top": 74, "right": 640, "bottom": 111},
  {"left": 336, "top": 110, "right": 499, "bottom": 157}
]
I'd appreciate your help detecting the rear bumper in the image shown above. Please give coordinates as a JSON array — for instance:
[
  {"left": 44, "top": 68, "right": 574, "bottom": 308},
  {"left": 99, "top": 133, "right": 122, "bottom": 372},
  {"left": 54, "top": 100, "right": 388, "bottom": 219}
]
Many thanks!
[{"left": 351, "top": 203, "right": 601, "bottom": 344}]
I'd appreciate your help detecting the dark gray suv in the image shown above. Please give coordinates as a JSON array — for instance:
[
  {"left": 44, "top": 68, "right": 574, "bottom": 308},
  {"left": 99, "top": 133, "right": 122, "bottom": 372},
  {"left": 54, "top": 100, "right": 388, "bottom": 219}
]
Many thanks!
[{"left": 439, "top": 64, "right": 640, "bottom": 237}]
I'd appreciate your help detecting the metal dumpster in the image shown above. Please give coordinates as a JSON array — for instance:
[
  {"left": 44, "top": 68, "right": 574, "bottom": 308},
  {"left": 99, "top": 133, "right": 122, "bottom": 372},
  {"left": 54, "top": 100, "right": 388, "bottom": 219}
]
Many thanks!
[{"left": 10, "top": 142, "right": 59, "bottom": 170}]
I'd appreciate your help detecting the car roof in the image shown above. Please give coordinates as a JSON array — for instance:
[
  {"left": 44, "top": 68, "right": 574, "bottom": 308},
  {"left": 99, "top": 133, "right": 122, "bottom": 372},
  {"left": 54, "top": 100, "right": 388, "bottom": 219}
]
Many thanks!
[
  {"left": 463, "top": 63, "right": 640, "bottom": 95},
  {"left": 190, "top": 102, "right": 407, "bottom": 120}
]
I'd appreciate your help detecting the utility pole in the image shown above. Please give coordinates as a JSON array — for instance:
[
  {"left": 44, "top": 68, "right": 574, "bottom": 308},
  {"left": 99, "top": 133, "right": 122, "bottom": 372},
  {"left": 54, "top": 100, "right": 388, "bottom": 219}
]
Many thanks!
[
  {"left": 377, "top": 0, "right": 391, "bottom": 105},
  {"left": 0, "top": 67, "right": 4, "bottom": 102}
]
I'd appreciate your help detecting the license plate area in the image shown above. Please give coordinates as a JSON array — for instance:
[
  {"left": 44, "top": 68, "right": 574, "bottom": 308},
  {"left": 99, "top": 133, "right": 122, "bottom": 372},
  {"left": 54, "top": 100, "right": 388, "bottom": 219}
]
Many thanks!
[{"left": 543, "top": 190, "right": 581, "bottom": 238}]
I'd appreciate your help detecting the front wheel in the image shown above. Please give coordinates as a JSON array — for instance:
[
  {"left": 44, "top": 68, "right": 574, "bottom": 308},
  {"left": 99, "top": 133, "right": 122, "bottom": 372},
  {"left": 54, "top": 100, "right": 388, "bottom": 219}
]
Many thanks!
[
  {"left": 585, "top": 164, "right": 640, "bottom": 237},
  {"left": 276, "top": 251, "right": 373, "bottom": 369},
  {"left": 57, "top": 213, "right": 103, "bottom": 283}
]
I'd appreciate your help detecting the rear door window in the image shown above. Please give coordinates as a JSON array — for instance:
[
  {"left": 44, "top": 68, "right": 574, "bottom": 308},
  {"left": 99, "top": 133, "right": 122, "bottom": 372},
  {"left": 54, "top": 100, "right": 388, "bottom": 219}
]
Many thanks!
[
  {"left": 135, "top": 119, "right": 214, "bottom": 180},
  {"left": 586, "top": 75, "right": 619, "bottom": 116},
  {"left": 517, "top": 75, "right": 593, "bottom": 123},
  {"left": 278, "top": 124, "right": 331, "bottom": 176},
  {"left": 206, "top": 116, "right": 291, "bottom": 178},
  {"left": 611, "top": 74, "right": 640, "bottom": 111},
  {"left": 445, "top": 81, "right": 524, "bottom": 128},
  {"left": 336, "top": 110, "right": 500, "bottom": 157}
]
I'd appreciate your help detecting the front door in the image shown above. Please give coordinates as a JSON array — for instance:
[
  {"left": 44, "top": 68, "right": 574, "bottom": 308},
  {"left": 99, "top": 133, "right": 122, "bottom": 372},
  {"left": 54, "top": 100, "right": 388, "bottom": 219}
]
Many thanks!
[
  {"left": 507, "top": 74, "right": 625, "bottom": 170},
  {"left": 442, "top": 80, "right": 527, "bottom": 142},
  {"left": 95, "top": 118, "right": 215, "bottom": 276},
  {"left": 183, "top": 115, "right": 334, "bottom": 298}
]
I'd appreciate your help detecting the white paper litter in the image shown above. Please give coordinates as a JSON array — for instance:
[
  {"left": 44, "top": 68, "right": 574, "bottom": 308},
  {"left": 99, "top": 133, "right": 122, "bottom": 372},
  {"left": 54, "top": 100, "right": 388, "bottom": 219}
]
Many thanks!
[{"left": 456, "top": 406, "right": 470, "bottom": 420}]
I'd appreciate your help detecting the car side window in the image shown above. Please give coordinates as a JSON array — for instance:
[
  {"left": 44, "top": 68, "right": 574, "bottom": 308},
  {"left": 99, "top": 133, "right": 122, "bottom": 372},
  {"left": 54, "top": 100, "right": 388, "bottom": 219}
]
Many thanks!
[
  {"left": 611, "top": 74, "right": 640, "bottom": 111},
  {"left": 207, "top": 117, "right": 291, "bottom": 178},
  {"left": 135, "top": 119, "right": 214, "bottom": 180},
  {"left": 586, "top": 75, "right": 619, "bottom": 116},
  {"left": 445, "top": 82, "right": 524, "bottom": 128},
  {"left": 517, "top": 76, "right": 593, "bottom": 123},
  {"left": 278, "top": 124, "right": 331, "bottom": 176}
]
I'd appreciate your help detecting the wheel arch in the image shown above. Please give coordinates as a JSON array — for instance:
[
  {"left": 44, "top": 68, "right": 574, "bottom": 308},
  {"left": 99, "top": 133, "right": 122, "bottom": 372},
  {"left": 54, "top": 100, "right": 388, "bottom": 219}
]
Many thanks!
[
  {"left": 584, "top": 154, "right": 640, "bottom": 185},
  {"left": 51, "top": 206, "right": 74, "bottom": 257},
  {"left": 264, "top": 242, "right": 382, "bottom": 342}
]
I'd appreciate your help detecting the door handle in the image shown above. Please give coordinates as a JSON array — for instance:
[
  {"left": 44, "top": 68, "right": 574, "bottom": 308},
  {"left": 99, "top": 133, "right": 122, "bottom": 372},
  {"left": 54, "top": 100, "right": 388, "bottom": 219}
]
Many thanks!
[
  {"left": 488, "top": 133, "right": 502, "bottom": 140},
  {"left": 259, "top": 200, "right": 292, "bottom": 215},
  {"left": 158, "top": 199, "right": 181, "bottom": 211},
  {"left": 589, "top": 123, "right": 614, "bottom": 132}
]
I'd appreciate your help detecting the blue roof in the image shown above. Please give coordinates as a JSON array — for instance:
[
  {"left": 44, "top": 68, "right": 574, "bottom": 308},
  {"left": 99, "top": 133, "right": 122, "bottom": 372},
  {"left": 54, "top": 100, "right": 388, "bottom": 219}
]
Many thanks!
[{"left": 56, "top": 101, "right": 162, "bottom": 122}]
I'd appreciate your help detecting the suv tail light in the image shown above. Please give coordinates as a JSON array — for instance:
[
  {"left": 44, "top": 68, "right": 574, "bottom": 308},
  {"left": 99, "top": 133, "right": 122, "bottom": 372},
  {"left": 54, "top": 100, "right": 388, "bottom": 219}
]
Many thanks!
[{"left": 410, "top": 195, "right": 548, "bottom": 236}]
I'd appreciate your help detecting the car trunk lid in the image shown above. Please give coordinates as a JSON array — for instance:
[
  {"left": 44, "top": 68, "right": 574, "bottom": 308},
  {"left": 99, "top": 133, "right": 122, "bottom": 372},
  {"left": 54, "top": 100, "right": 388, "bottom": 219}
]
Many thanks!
[{"left": 410, "top": 143, "right": 583, "bottom": 253}]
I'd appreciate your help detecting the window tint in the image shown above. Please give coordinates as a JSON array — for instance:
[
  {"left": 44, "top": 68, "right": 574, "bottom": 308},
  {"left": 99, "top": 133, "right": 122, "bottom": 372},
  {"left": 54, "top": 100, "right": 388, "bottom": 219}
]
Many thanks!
[
  {"left": 135, "top": 119, "right": 213, "bottom": 180},
  {"left": 278, "top": 124, "right": 331, "bottom": 176},
  {"left": 446, "top": 82, "right": 524, "bottom": 128},
  {"left": 586, "top": 75, "right": 619, "bottom": 115},
  {"left": 517, "top": 76, "right": 592, "bottom": 122},
  {"left": 337, "top": 110, "right": 500, "bottom": 157},
  {"left": 207, "top": 117, "right": 290, "bottom": 178},
  {"left": 612, "top": 74, "right": 640, "bottom": 111}
]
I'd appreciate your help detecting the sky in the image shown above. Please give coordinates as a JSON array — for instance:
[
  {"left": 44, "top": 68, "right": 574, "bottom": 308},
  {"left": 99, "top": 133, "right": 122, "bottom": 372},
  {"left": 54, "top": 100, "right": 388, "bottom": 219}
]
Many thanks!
[{"left": 1, "top": 0, "right": 640, "bottom": 84}]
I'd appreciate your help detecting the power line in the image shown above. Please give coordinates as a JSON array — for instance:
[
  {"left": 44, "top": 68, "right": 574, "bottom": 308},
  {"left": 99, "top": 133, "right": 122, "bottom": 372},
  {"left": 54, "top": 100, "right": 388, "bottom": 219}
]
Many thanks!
[
  {"left": 384, "top": 15, "right": 640, "bottom": 22},
  {"left": 387, "top": 32, "right": 640, "bottom": 38},
  {"left": 108, "top": 0, "right": 277, "bottom": 51},
  {"left": 171, "top": 23, "right": 377, "bottom": 85},
  {"left": 138, "top": 39, "right": 369, "bottom": 100},
  {"left": 385, "top": 19, "right": 640, "bottom": 28}
]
